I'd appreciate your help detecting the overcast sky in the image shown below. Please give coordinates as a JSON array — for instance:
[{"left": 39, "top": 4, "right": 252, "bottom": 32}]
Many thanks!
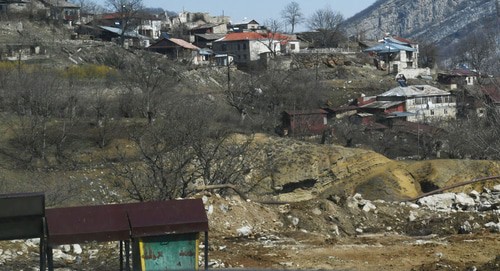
[{"left": 96, "top": 0, "right": 377, "bottom": 31}]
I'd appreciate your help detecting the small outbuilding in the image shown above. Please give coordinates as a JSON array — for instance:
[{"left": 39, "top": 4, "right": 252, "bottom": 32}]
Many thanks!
[{"left": 281, "top": 109, "right": 328, "bottom": 136}]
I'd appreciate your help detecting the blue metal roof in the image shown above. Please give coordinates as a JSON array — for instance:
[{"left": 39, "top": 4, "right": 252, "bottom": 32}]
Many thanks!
[
  {"left": 98, "top": 26, "right": 149, "bottom": 39},
  {"left": 363, "top": 42, "right": 416, "bottom": 53}
]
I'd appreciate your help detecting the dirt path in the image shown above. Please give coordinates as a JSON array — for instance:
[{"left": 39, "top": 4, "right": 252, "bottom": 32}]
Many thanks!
[{"left": 210, "top": 232, "right": 500, "bottom": 270}]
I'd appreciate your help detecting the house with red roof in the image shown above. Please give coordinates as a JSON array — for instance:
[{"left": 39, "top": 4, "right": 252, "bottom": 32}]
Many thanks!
[{"left": 212, "top": 32, "right": 300, "bottom": 66}]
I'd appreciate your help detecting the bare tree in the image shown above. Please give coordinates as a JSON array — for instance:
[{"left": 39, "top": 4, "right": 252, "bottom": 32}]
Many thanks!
[
  {"left": 105, "top": 0, "right": 144, "bottom": 46},
  {"left": 262, "top": 19, "right": 285, "bottom": 57},
  {"left": 454, "top": 28, "right": 495, "bottom": 76},
  {"left": 418, "top": 42, "right": 438, "bottom": 69},
  {"left": 307, "top": 6, "right": 345, "bottom": 48},
  {"left": 112, "top": 96, "right": 258, "bottom": 201},
  {"left": 121, "top": 52, "right": 178, "bottom": 123},
  {"left": 72, "top": 0, "right": 105, "bottom": 15},
  {"left": 281, "top": 1, "right": 304, "bottom": 34}
]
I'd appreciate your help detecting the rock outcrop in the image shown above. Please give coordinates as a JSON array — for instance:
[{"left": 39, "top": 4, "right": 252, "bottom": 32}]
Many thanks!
[{"left": 343, "top": 0, "right": 498, "bottom": 47}]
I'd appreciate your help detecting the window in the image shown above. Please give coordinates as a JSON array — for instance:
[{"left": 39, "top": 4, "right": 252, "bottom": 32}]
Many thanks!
[
  {"left": 444, "top": 109, "right": 448, "bottom": 115},
  {"left": 237, "top": 44, "right": 241, "bottom": 50},
  {"left": 243, "top": 43, "right": 247, "bottom": 50},
  {"left": 291, "top": 44, "right": 296, "bottom": 50},
  {"left": 430, "top": 110, "right": 435, "bottom": 115}
]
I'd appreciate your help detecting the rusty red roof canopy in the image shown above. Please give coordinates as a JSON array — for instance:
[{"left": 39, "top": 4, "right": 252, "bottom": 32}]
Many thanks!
[{"left": 46, "top": 198, "right": 208, "bottom": 245}]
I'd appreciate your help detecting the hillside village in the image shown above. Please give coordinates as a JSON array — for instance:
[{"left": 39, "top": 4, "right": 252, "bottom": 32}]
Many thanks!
[
  {"left": 0, "top": 1, "right": 500, "bottom": 271},
  {"left": 2, "top": 0, "right": 499, "bottom": 154}
]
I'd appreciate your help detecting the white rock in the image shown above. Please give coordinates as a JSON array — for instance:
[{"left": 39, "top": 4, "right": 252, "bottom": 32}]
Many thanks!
[
  {"left": 332, "top": 224, "right": 340, "bottom": 236},
  {"left": 202, "top": 195, "right": 209, "bottom": 204},
  {"left": 206, "top": 205, "right": 213, "bottom": 215},
  {"left": 25, "top": 238, "right": 40, "bottom": 247},
  {"left": 417, "top": 193, "right": 456, "bottom": 210},
  {"left": 409, "top": 211, "right": 418, "bottom": 222},
  {"left": 362, "top": 202, "right": 376, "bottom": 212},
  {"left": 355, "top": 228, "right": 363, "bottom": 234},
  {"left": 72, "top": 244, "right": 82, "bottom": 255},
  {"left": 61, "top": 245, "right": 71, "bottom": 253},
  {"left": 52, "top": 249, "right": 76, "bottom": 262},
  {"left": 484, "top": 222, "right": 500, "bottom": 232},
  {"left": 312, "top": 208, "right": 322, "bottom": 215},
  {"left": 288, "top": 215, "right": 300, "bottom": 227},
  {"left": 492, "top": 184, "right": 500, "bottom": 192},
  {"left": 408, "top": 203, "right": 420, "bottom": 209},
  {"left": 236, "top": 226, "right": 253, "bottom": 237},
  {"left": 455, "top": 193, "right": 475, "bottom": 207}
]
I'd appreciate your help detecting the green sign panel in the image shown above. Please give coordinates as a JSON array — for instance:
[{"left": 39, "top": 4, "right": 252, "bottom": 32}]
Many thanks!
[{"left": 139, "top": 233, "right": 198, "bottom": 271}]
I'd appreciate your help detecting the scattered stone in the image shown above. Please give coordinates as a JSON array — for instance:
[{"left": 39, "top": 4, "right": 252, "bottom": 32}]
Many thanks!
[
  {"left": 459, "top": 221, "right": 472, "bottom": 234},
  {"left": 72, "top": 244, "right": 82, "bottom": 255},
  {"left": 206, "top": 205, "right": 214, "bottom": 215},
  {"left": 484, "top": 222, "right": 500, "bottom": 233},
  {"left": 409, "top": 211, "right": 418, "bottom": 222},
  {"left": 417, "top": 193, "right": 456, "bottom": 210},
  {"left": 52, "top": 249, "right": 76, "bottom": 262},
  {"left": 312, "top": 208, "right": 322, "bottom": 215},
  {"left": 362, "top": 201, "right": 377, "bottom": 212},
  {"left": 61, "top": 245, "right": 71, "bottom": 253},
  {"left": 288, "top": 216, "right": 299, "bottom": 227},
  {"left": 237, "top": 226, "right": 253, "bottom": 237}
]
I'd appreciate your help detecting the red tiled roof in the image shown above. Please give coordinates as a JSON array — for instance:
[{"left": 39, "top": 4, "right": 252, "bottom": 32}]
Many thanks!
[{"left": 220, "top": 32, "right": 266, "bottom": 41}]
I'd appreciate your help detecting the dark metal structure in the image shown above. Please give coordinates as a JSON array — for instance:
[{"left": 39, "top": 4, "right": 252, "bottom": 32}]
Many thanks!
[{"left": 0, "top": 192, "right": 46, "bottom": 270}]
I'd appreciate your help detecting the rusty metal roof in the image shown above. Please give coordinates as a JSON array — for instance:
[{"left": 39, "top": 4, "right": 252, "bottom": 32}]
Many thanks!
[
  {"left": 46, "top": 199, "right": 208, "bottom": 245},
  {"left": 46, "top": 204, "right": 130, "bottom": 245},
  {"left": 128, "top": 199, "right": 208, "bottom": 238}
]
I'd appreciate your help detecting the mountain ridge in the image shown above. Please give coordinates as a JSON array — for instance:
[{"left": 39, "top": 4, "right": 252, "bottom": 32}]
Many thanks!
[{"left": 343, "top": 0, "right": 499, "bottom": 47}]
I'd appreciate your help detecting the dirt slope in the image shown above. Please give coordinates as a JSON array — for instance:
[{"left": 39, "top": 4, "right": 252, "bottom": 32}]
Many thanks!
[{"left": 248, "top": 134, "right": 500, "bottom": 203}]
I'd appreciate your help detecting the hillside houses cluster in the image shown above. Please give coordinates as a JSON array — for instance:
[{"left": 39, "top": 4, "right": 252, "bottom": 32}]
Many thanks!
[{"left": 1, "top": 2, "right": 499, "bottom": 144}]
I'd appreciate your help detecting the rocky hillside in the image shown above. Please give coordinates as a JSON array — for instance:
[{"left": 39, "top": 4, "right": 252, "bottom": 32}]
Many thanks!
[{"left": 343, "top": 0, "right": 499, "bottom": 48}]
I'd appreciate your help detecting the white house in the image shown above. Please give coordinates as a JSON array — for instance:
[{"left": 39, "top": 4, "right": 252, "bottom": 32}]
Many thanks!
[
  {"left": 363, "top": 35, "right": 429, "bottom": 78},
  {"left": 377, "top": 85, "right": 457, "bottom": 122},
  {"left": 212, "top": 32, "right": 300, "bottom": 65}
]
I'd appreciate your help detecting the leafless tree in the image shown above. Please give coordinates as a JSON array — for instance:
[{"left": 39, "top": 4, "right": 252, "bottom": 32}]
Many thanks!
[
  {"left": 261, "top": 19, "right": 285, "bottom": 57},
  {"left": 281, "top": 1, "right": 304, "bottom": 34},
  {"left": 105, "top": 0, "right": 144, "bottom": 46},
  {"left": 0, "top": 67, "right": 80, "bottom": 166},
  {"left": 113, "top": 96, "right": 257, "bottom": 201},
  {"left": 307, "top": 6, "right": 345, "bottom": 48},
  {"left": 72, "top": 0, "right": 105, "bottom": 15},
  {"left": 121, "top": 52, "right": 178, "bottom": 123},
  {"left": 418, "top": 42, "right": 438, "bottom": 69},
  {"left": 454, "top": 28, "right": 495, "bottom": 76}
]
